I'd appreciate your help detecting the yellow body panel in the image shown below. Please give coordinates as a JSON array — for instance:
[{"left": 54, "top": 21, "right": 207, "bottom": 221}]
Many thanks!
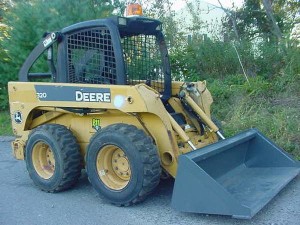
[{"left": 8, "top": 81, "right": 217, "bottom": 177}]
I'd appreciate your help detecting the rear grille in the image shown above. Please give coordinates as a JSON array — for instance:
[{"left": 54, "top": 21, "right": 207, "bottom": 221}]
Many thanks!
[
  {"left": 122, "top": 35, "right": 164, "bottom": 93},
  {"left": 66, "top": 27, "right": 116, "bottom": 84}
]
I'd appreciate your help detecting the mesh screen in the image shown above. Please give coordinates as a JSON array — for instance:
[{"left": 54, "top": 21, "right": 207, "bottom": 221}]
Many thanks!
[
  {"left": 66, "top": 27, "right": 116, "bottom": 84},
  {"left": 122, "top": 35, "right": 164, "bottom": 93}
]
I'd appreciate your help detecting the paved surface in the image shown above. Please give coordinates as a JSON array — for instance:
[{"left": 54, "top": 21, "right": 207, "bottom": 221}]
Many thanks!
[{"left": 0, "top": 138, "right": 299, "bottom": 225}]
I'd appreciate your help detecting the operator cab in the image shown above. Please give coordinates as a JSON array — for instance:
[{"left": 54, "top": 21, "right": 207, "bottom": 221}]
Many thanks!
[{"left": 19, "top": 16, "right": 172, "bottom": 101}]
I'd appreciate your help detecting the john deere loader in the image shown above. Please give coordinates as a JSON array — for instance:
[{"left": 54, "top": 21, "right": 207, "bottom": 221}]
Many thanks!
[{"left": 8, "top": 15, "right": 299, "bottom": 219}]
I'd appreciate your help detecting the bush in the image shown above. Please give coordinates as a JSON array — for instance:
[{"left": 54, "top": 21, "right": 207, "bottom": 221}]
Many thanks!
[
  {"left": 171, "top": 38, "right": 240, "bottom": 81},
  {"left": 0, "top": 111, "right": 12, "bottom": 135},
  {"left": 206, "top": 72, "right": 300, "bottom": 159}
]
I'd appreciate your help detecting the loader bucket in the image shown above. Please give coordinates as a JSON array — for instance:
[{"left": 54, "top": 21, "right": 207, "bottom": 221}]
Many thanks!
[{"left": 171, "top": 129, "right": 300, "bottom": 219}]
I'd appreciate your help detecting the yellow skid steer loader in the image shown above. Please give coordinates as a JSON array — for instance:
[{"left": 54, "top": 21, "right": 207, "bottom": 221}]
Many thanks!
[{"left": 8, "top": 16, "right": 299, "bottom": 219}]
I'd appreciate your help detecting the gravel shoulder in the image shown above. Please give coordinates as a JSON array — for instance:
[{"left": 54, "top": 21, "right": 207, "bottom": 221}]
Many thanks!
[{"left": 0, "top": 138, "right": 299, "bottom": 225}]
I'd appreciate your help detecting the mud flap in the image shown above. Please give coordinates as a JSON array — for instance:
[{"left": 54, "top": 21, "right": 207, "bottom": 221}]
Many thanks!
[{"left": 171, "top": 129, "right": 300, "bottom": 219}]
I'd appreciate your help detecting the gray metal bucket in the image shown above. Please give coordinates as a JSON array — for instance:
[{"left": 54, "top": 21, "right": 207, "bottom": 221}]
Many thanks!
[{"left": 171, "top": 129, "right": 300, "bottom": 219}]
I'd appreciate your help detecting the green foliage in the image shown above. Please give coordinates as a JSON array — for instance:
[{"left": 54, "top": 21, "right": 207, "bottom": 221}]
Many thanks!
[
  {"left": 224, "top": 99, "right": 300, "bottom": 160},
  {"left": 207, "top": 72, "right": 300, "bottom": 159},
  {"left": 0, "top": 0, "right": 12, "bottom": 19},
  {"left": 284, "top": 41, "right": 300, "bottom": 76},
  {"left": 143, "top": 0, "right": 181, "bottom": 48},
  {"left": 171, "top": 39, "right": 239, "bottom": 81},
  {"left": 0, "top": 110, "right": 12, "bottom": 135},
  {"left": 170, "top": 33, "right": 299, "bottom": 86},
  {"left": 222, "top": 0, "right": 299, "bottom": 42}
]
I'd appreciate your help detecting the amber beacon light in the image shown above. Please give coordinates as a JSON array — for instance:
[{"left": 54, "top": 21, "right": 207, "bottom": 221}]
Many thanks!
[{"left": 125, "top": 1, "right": 143, "bottom": 16}]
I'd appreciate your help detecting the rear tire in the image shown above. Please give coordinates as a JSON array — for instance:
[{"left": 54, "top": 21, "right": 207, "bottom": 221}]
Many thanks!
[
  {"left": 25, "top": 124, "right": 82, "bottom": 192},
  {"left": 86, "top": 123, "right": 161, "bottom": 206}
]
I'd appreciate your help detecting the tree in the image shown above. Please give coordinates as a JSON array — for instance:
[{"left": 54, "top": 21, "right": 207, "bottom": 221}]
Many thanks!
[
  {"left": 0, "top": 0, "right": 12, "bottom": 20},
  {"left": 220, "top": 0, "right": 299, "bottom": 77},
  {"left": 142, "top": 0, "right": 182, "bottom": 48},
  {"left": 222, "top": 0, "right": 299, "bottom": 42},
  {"left": 262, "top": 0, "right": 282, "bottom": 40}
]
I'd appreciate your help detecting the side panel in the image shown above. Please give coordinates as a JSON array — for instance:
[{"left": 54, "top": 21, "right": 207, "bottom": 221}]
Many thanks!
[
  {"left": 8, "top": 81, "right": 148, "bottom": 136},
  {"left": 8, "top": 82, "right": 180, "bottom": 176}
]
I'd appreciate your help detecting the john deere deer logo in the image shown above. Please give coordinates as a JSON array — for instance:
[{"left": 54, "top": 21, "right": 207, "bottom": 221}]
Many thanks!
[{"left": 14, "top": 111, "right": 23, "bottom": 124}]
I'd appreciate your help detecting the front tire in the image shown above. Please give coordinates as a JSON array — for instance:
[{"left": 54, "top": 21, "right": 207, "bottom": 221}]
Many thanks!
[
  {"left": 86, "top": 123, "right": 161, "bottom": 206},
  {"left": 25, "top": 124, "right": 82, "bottom": 192}
]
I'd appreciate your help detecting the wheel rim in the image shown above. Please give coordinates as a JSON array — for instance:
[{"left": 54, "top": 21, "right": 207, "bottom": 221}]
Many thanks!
[
  {"left": 96, "top": 145, "right": 131, "bottom": 190},
  {"left": 32, "top": 141, "right": 55, "bottom": 179}
]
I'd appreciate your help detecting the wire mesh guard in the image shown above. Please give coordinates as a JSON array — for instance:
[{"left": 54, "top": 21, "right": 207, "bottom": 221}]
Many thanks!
[
  {"left": 66, "top": 27, "right": 165, "bottom": 93},
  {"left": 122, "top": 35, "right": 165, "bottom": 93},
  {"left": 66, "top": 27, "right": 116, "bottom": 84}
]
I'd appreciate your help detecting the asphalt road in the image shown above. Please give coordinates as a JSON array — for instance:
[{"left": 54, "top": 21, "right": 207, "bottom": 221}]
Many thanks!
[{"left": 0, "top": 137, "right": 299, "bottom": 225}]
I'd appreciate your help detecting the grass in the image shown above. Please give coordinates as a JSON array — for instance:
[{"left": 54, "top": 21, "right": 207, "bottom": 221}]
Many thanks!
[
  {"left": 223, "top": 99, "right": 300, "bottom": 159},
  {"left": 210, "top": 73, "right": 300, "bottom": 160},
  {"left": 0, "top": 111, "right": 13, "bottom": 135}
]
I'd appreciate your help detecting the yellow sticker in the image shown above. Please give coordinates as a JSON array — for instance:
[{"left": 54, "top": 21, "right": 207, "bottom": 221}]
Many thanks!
[{"left": 92, "top": 118, "right": 101, "bottom": 131}]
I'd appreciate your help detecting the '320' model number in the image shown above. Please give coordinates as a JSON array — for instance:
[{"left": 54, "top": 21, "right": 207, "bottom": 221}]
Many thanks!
[{"left": 36, "top": 92, "right": 47, "bottom": 99}]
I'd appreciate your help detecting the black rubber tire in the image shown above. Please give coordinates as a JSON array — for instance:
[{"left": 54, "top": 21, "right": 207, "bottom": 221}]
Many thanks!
[
  {"left": 25, "top": 124, "right": 82, "bottom": 192},
  {"left": 86, "top": 123, "right": 161, "bottom": 206}
]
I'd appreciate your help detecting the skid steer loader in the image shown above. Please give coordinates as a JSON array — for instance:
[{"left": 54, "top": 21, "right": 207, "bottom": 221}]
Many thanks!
[{"left": 8, "top": 15, "right": 299, "bottom": 219}]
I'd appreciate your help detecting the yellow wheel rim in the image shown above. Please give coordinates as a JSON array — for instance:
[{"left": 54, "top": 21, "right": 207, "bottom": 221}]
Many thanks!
[
  {"left": 96, "top": 145, "right": 131, "bottom": 190},
  {"left": 32, "top": 141, "right": 55, "bottom": 179}
]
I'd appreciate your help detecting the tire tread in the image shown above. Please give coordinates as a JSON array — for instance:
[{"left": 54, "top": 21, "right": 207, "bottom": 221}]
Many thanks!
[
  {"left": 26, "top": 124, "right": 82, "bottom": 193},
  {"left": 88, "top": 123, "right": 161, "bottom": 206}
]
